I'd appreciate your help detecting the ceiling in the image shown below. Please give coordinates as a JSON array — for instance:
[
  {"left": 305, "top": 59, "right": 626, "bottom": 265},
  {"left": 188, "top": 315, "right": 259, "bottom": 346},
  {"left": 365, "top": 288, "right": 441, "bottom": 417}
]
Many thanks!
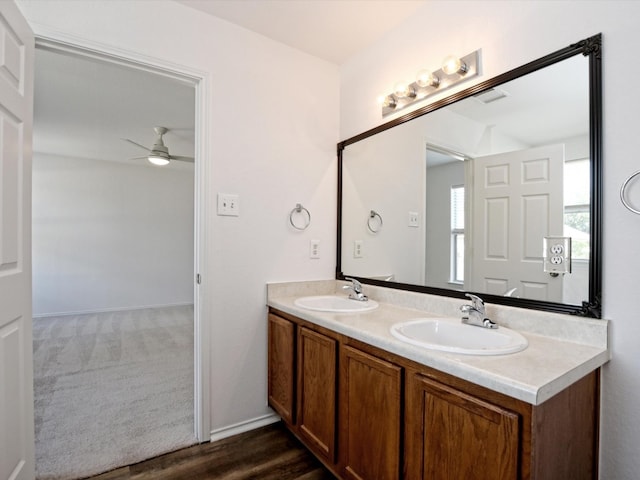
[
  {"left": 33, "top": 1, "right": 426, "bottom": 167},
  {"left": 176, "top": 0, "right": 428, "bottom": 65}
]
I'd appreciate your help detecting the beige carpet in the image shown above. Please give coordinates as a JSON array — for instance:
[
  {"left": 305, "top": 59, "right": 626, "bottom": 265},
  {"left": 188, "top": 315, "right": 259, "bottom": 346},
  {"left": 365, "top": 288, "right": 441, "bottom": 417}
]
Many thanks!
[{"left": 33, "top": 305, "right": 197, "bottom": 480}]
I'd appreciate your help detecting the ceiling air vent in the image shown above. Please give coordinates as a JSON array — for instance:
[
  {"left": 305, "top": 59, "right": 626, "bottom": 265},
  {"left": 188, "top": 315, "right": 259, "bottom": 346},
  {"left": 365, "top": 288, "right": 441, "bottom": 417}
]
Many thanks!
[{"left": 473, "top": 88, "right": 508, "bottom": 104}]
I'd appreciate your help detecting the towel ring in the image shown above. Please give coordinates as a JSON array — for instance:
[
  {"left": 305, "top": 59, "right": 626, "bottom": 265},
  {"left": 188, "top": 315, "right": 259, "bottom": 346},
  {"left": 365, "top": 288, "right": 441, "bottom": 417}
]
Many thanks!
[
  {"left": 620, "top": 170, "right": 640, "bottom": 215},
  {"left": 289, "top": 203, "right": 311, "bottom": 230},
  {"left": 367, "top": 210, "right": 383, "bottom": 233}
]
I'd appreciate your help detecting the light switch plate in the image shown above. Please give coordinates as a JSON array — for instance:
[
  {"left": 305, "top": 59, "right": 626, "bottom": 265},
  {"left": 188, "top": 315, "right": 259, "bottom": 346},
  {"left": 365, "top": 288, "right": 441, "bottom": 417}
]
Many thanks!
[
  {"left": 217, "top": 193, "right": 239, "bottom": 216},
  {"left": 408, "top": 212, "right": 419, "bottom": 227},
  {"left": 543, "top": 236, "right": 571, "bottom": 274}
]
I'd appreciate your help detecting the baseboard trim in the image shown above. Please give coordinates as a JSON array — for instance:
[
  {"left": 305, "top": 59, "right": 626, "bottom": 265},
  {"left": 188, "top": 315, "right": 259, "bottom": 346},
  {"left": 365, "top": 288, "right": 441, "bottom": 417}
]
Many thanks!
[
  {"left": 32, "top": 302, "right": 194, "bottom": 319},
  {"left": 209, "top": 413, "right": 281, "bottom": 443}
]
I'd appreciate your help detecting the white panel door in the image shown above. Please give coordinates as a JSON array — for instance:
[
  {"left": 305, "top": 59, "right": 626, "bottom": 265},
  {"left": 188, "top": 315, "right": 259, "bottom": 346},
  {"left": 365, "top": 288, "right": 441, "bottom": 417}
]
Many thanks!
[
  {"left": 0, "top": 2, "right": 34, "bottom": 480},
  {"left": 470, "top": 144, "right": 564, "bottom": 301}
]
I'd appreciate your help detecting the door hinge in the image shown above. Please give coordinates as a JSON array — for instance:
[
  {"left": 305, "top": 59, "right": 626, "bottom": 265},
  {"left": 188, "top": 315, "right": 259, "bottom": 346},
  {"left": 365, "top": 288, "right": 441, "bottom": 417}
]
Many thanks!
[{"left": 196, "top": 274, "right": 201, "bottom": 285}]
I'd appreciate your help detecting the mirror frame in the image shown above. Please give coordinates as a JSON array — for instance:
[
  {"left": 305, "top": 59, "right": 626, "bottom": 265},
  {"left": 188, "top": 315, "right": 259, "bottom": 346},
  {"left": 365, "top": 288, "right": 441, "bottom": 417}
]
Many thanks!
[{"left": 337, "top": 34, "right": 602, "bottom": 318}]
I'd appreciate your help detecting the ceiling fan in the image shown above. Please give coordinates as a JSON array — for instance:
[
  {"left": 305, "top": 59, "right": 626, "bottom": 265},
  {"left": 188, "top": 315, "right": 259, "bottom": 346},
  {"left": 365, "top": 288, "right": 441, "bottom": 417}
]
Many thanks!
[{"left": 124, "top": 126, "right": 194, "bottom": 166}]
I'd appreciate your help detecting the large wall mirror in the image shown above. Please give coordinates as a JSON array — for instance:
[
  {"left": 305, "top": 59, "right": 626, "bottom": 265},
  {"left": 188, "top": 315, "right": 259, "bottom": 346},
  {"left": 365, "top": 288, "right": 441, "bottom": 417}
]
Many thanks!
[{"left": 337, "top": 34, "right": 602, "bottom": 317}]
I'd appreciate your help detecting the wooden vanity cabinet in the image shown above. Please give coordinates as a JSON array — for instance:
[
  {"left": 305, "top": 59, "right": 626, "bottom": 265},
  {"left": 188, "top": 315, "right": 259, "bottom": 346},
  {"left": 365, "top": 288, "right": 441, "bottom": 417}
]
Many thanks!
[
  {"left": 267, "top": 308, "right": 600, "bottom": 480},
  {"left": 297, "top": 326, "right": 338, "bottom": 463},
  {"left": 405, "top": 373, "right": 519, "bottom": 480},
  {"left": 268, "top": 310, "right": 402, "bottom": 477},
  {"left": 267, "top": 313, "right": 296, "bottom": 424},
  {"left": 339, "top": 344, "right": 402, "bottom": 480},
  {"left": 404, "top": 366, "right": 599, "bottom": 480},
  {"left": 267, "top": 313, "right": 341, "bottom": 466}
]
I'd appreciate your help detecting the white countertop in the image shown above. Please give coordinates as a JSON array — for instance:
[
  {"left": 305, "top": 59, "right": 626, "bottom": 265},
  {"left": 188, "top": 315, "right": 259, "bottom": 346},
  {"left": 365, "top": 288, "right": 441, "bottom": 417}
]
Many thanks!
[{"left": 267, "top": 281, "right": 610, "bottom": 406}]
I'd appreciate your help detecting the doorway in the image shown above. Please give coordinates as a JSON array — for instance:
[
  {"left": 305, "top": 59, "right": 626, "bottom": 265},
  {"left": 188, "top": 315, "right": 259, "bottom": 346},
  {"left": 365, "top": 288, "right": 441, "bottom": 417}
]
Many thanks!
[{"left": 31, "top": 40, "right": 205, "bottom": 479}]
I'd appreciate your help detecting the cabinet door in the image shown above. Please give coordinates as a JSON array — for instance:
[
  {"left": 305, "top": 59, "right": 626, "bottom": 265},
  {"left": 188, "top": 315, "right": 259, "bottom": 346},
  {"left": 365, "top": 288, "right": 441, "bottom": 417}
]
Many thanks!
[
  {"left": 297, "top": 327, "right": 337, "bottom": 463},
  {"left": 267, "top": 313, "right": 295, "bottom": 424},
  {"left": 340, "top": 345, "right": 402, "bottom": 480},
  {"left": 408, "top": 374, "right": 520, "bottom": 480}
]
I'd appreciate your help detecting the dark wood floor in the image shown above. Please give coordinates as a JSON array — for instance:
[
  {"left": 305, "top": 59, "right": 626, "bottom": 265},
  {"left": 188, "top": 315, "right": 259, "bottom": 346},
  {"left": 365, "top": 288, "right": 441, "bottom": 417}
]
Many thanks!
[{"left": 84, "top": 422, "right": 336, "bottom": 480}]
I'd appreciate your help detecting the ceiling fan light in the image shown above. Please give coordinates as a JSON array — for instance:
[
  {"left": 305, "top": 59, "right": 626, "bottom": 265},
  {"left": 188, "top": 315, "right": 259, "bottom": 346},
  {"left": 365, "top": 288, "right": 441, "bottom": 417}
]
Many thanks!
[{"left": 148, "top": 155, "right": 170, "bottom": 166}]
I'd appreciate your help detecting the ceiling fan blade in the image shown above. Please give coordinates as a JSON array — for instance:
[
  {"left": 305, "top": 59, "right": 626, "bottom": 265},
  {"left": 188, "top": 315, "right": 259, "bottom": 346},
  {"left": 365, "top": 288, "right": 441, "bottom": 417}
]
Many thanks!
[
  {"left": 128, "top": 156, "right": 148, "bottom": 161},
  {"left": 170, "top": 155, "right": 195, "bottom": 163},
  {"left": 123, "top": 138, "right": 151, "bottom": 152}
]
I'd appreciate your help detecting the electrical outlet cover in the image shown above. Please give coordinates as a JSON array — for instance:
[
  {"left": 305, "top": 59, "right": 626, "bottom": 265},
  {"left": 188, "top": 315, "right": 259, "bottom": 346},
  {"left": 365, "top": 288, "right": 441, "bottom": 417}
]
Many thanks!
[
  {"left": 354, "top": 240, "right": 363, "bottom": 258},
  {"left": 310, "top": 239, "right": 320, "bottom": 259},
  {"left": 543, "top": 236, "right": 572, "bottom": 274}
]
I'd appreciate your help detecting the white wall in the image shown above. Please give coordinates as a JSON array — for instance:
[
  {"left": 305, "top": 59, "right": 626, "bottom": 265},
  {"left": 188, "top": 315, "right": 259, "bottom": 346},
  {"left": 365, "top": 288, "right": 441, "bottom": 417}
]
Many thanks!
[
  {"left": 16, "top": 0, "right": 339, "bottom": 436},
  {"left": 340, "top": 2, "right": 640, "bottom": 478},
  {"left": 341, "top": 121, "right": 426, "bottom": 284},
  {"left": 32, "top": 153, "right": 194, "bottom": 315}
]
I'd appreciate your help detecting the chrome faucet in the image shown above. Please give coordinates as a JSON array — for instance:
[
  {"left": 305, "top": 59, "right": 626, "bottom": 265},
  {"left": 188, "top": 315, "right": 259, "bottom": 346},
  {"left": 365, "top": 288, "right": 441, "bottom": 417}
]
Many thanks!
[
  {"left": 343, "top": 277, "right": 368, "bottom": 301},
  {"left": 460, "top": 293, "right": 498, "bottom": 329}
]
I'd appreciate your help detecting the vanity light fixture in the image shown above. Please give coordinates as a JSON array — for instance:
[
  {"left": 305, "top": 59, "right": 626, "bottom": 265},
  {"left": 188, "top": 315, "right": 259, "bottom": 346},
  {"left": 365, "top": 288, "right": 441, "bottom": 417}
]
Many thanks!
[{"left": 380, "top": 49, "right": 481, "bottom": 117}]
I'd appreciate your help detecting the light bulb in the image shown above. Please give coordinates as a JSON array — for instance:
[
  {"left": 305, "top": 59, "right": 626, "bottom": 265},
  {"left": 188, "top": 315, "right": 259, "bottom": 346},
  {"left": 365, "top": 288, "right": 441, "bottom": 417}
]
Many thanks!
[
  {"left": 376, "top": 94, "right": 397, "bottom": 108},
  {"left": 416, "top": 69, "right": 439, "bottom": 88},
  {"left": 442, "top": 55, "right": 468, "bottom": 75},
  {"left": 394, "top": 82, "right": 416, "bottom": 99},
  {"left": 394, "top": 82, "right": 411, "bottom": 98},
  {"left": 379, "top": 94, "right": 397, "bottom": 108}
]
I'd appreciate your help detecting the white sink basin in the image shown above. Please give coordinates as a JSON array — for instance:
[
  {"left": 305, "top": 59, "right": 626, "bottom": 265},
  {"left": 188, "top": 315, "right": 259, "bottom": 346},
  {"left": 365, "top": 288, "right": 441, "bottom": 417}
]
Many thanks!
[
  {"left": 294, "top": 295, "right": 379, "bottom": 313},
  {"left": 390, "top": 318, "right": 528, "bottom": 355}
]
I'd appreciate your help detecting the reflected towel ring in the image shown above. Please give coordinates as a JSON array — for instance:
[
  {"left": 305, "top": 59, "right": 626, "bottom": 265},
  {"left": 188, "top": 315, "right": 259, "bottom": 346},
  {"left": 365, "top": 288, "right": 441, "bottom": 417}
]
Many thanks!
[
  {"left": 367, "top": 210, "right": 383, "bottom": 233},
  {"left": 289, "top": 203, "right": 311, "bottom": 230},
  {"left": 620, "top": 170, "right": 640, "bottom": 215}
]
